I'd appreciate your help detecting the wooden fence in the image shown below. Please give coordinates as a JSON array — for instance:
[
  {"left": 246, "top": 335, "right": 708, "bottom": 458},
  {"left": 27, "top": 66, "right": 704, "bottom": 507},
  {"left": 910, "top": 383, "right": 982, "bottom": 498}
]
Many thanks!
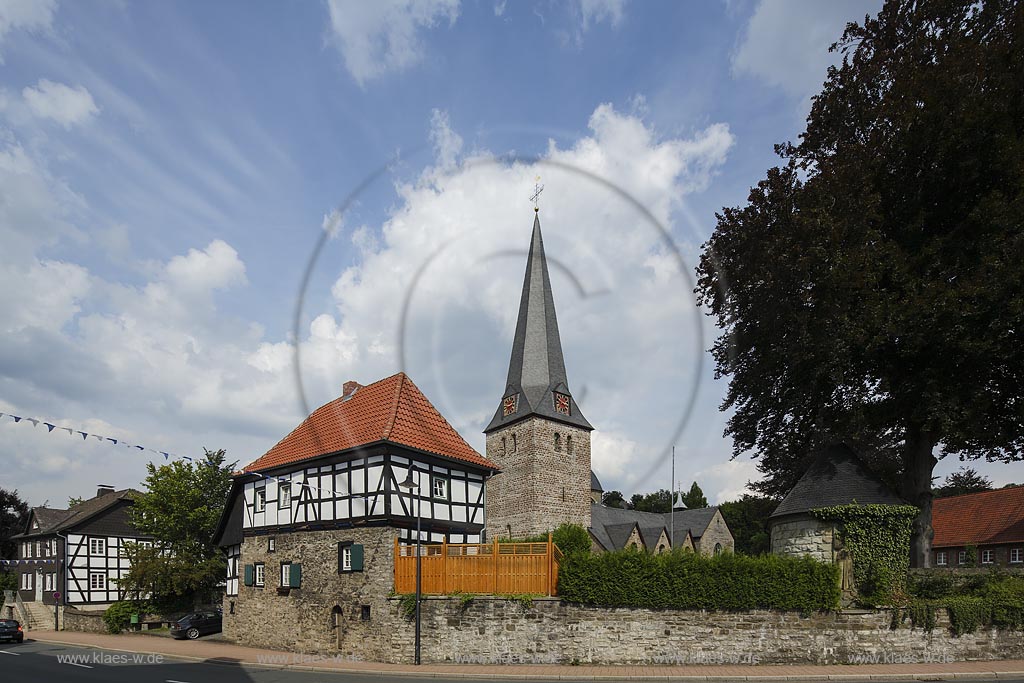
[{"left": 393, "top": 535, "right": 563, "bottom": 596}]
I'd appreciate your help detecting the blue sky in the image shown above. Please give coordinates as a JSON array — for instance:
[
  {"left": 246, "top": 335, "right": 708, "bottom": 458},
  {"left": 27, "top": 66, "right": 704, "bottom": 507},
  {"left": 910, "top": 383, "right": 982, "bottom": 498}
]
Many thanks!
[{"left": 3, "top": 0, "right": 1011, "bottom": 509}]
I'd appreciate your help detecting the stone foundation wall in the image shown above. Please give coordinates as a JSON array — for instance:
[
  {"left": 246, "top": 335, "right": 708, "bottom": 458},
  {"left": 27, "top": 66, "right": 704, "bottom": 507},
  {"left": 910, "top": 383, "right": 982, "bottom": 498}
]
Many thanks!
[
  {"left": 770, "top": 514, "right": 834, "bottom": 562},
  {"left": 384, "top": 598, "right": 1024, "bottom": 665},
  {"left": 62, "top": 607, "right": 106, "bottom": 634}
]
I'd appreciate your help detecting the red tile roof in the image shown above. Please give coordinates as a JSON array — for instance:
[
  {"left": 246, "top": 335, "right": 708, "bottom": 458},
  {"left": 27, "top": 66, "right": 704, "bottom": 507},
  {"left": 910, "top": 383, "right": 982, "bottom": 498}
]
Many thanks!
[
  {"left": 244, "top": 372, "right": 497, "bottom": 473},
  {"left": 932, "top": 486, "right": 1024, "bottom": 547}
]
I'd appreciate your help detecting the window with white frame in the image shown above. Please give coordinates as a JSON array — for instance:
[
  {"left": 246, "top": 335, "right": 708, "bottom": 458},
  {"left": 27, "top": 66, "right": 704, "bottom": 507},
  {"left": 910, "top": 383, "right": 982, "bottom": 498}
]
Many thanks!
[
  {"left": 936, "top": 551, "right": 948, "bottom": 566},
  {"left": 278, "top": 485, "right": 291, "bottom": 509},
  {"left": 341, "top": 546, "right": 352, "bottom": 571},
  {"left": 1011, "top": 548, "right": 1022, "bottom": 564},
  {"left": 432, "top": 476, "right": 448, "bottom": 500},
  {"left": 33, "top": 541, "right": 39, "bottom": 557},
  {"left": 981, "top": 549, "right": 995, "bottom": 564},
  {"left": 44, "top": 573, "right": 54, "bottom": 591},
  {"left": 280, "top": 562, "right": 291, "bottom": 587},
  {"left": 267, "top": 537, "right": 276, "bottom": 552},
  {"left": 20, "top": 572, "right": 31, "bottom": 590},
  {"left": 958, "top": 550, "right": 967, "bottom": 565},
  {"left": 89, "top": 538, "right": 105, "bottom": 556},
  {"left": 255, "top": 488, "right": 266, "bottom": 513},
  {"left": 254, "top": 562, "right": 265, "bottom": 587},
  {"left": 90, "top": 572, "right": 106, "bottom": 590}
]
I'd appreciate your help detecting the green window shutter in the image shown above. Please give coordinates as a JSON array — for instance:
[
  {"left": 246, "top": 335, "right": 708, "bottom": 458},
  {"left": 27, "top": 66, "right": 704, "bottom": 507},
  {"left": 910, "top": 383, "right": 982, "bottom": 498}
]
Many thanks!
[
  {"left": 243, "top": 564, "right": 254, "bottom": 587},
  {"left": 289, "top": 563, "right": 302, "bottom": 588},
  {"left": 351, "top": 544, "right": 364, "bottom": 572}
]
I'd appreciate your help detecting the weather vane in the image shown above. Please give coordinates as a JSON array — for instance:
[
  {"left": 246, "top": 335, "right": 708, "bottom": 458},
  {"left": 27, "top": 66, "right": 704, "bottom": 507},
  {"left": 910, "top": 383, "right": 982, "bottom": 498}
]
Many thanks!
[{"left": 530, "top": 176, "right": 544, "bottom": 212}]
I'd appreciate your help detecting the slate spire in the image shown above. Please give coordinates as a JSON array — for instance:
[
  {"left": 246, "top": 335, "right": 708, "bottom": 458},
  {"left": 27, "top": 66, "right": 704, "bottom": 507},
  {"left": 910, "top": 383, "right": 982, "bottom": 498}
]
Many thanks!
[{"left": 485, "top": 212, "right": 592, "bottom": 433}]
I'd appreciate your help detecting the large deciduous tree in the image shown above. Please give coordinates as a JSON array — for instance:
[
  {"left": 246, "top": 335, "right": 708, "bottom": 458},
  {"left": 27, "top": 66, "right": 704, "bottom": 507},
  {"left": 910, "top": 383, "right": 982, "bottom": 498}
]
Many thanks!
[
  {"left": 0, "top": 488, "right": 29, "bottom": 560},
  {"left": 696, "top": 0, "right": 1023, "bottom": 567},
  {"left": 120, "top": 449, "right": 236, "bottom": 608}
]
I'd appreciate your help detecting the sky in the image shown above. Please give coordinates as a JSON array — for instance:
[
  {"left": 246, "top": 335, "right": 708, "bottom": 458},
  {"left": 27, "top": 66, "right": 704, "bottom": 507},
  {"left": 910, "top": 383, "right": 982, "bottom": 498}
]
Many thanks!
[{"left": 2, "top": 0, "right": 1015, "bottom": 509}]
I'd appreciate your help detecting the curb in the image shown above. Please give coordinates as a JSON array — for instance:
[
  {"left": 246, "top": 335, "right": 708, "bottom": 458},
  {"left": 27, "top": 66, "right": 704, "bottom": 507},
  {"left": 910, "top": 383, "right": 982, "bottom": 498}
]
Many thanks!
[{"left": 26, "top": 637, "right": 1024, "bottom": 681}]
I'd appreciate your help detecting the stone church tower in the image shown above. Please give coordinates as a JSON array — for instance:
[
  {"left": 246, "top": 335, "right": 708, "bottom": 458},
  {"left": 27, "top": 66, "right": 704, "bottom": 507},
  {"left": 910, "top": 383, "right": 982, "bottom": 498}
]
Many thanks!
[{"left": 484, "top": 211, "right": 593, "bottom": 539}]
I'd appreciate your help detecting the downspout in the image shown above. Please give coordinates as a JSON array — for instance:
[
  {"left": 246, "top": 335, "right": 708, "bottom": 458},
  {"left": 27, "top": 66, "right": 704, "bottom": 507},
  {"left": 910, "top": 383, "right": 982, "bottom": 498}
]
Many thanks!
[{"left": 55, "top": 530, "right": 68, "bottom": 630}]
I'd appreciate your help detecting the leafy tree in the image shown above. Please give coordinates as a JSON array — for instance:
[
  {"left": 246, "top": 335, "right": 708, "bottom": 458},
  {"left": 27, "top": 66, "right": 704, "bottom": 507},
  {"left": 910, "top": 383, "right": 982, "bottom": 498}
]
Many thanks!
[
  {"left": 68, "top": 496, "right": 84, "bottom": 507},
  {"left": 0, "top": 488, "right": 29, "bottom": 560},
  {"left": 680, "top": 481, "right": 708, "bottom": 510},
  {"left": 601, "top": 490, "right": 626, "bottom": 508},
  {"left": 695, "top": 0, "right": 1024, "bottom": 566},
  {"left": 934, "top": 467, "right": 994, "bottom": 498},
  {"left": 629, "top": 489, "right": 672, "bottom": 513},
  {"left": 119, "top": 449, "right": 236, "bottom": 608},
  {"left": 718, "top": 494, "right": 779, "bottom": 555}
]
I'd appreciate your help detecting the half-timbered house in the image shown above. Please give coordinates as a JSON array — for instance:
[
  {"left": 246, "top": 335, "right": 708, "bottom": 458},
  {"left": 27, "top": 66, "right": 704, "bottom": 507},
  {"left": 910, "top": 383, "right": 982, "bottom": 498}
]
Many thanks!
[
  {"left": 6, "top": 486, "right": 153, "bottom": 627},
  {"left": 213, "top": 372, "right": 499, "bottom": 652}
]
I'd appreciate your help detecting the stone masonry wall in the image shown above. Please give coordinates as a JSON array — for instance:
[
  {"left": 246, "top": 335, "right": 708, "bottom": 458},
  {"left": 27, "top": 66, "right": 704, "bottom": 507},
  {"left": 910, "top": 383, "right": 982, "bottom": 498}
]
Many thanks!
[
  {"left": 696, "top": 510, "right": 735, "bottom": 555},
  {"left": 485, "top": 417, "right": 591, "bottom": 539},
  {"left": 222, "top": 526, "right": 398, "bottom": 656},
  {"left": 62, "top": 607, "right": 106, "bottom": 634},
  {"left": 770, "top": 514, "right": 835, "bottom": 563},
  {"left": 382, "top": 598, "right": 1024, "bottom": 666}
]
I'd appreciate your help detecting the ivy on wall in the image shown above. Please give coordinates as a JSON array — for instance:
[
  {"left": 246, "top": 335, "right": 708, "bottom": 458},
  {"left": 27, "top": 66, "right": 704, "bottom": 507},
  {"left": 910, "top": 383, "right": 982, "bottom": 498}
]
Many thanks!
[{"left": 810, "top": 504, "right": 919, "bottom": 605}]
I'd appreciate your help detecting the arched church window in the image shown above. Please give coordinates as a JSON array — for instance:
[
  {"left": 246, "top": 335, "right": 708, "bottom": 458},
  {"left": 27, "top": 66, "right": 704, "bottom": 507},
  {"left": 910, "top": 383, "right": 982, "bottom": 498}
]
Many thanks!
[
  {"left": 714, "top": 543, "right": 723, "bottom": 556},
  {"left": 554, "top": 433, "right": 561, "bottom": 452},
  {"left": 566, "top": 435, "right": 573, "bottom": 455},
  {"left": 501, "top": 436, "right": 506, "bottom": 455}
]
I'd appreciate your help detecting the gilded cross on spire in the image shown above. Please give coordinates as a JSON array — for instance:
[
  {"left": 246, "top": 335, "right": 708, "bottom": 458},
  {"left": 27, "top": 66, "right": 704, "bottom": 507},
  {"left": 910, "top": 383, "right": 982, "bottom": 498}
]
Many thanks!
[{"left": 529, "top": 176, "right": 544, "bottom": 212}]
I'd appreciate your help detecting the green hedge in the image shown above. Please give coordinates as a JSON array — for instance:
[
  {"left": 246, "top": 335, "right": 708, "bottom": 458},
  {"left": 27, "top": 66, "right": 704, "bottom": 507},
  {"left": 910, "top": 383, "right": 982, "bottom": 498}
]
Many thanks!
[
  {"left": 901, "top": 574, "right": 1024, "bottom": 635},
  {"left": 502, "top": 523, "right": 592, "bottom": 557},
  {"left": 558, "top": 548, "right": 839, "bottom": 611}
]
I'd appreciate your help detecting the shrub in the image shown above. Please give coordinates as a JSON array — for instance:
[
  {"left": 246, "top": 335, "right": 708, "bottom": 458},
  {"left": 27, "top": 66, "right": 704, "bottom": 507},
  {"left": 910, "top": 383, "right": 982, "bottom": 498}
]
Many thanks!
[
  {"left": 558, "top": 548, "right": 839, "bottom": 611},
  {"left": 103, "top": 601, "right": 141, "bottom": 634},
  {"left": 904, "top": 574, "right": 1024, "bottom": 635},
  {"left": 552, "top": 523, "right": 591, "bottom": 556}
]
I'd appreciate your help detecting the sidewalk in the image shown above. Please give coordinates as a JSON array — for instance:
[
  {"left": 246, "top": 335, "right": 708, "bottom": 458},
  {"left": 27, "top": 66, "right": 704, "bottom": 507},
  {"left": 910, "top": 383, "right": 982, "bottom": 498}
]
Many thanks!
[{"left": 26, "top": 630, "right": 1024, "bottom": 680}]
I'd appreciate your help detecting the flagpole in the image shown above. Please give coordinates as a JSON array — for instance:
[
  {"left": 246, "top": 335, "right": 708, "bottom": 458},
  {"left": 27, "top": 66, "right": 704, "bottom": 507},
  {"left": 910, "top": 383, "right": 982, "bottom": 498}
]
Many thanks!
[{"left": 670, "top": 446, "right": 675, "bottom": 548}]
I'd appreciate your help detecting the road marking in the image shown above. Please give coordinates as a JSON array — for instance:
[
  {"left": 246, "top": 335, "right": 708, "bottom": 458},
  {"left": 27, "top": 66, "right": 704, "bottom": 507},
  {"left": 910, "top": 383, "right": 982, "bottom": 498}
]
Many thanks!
[
  {"left": 166, "top": 680, "right": 192, "bottom": 683},
  {"left": 0, "top": 649, "right": 20, "bottom": 655},
  {"left": 65, "top": 661, "right": 93, "bottom": 668}
]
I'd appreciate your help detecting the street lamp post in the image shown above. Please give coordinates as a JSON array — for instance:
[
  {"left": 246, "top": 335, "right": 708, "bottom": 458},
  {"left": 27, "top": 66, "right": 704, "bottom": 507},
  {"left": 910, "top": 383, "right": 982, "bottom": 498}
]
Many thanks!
[{"left": 399, "top": 468, "right": 422, "bottom": 665}]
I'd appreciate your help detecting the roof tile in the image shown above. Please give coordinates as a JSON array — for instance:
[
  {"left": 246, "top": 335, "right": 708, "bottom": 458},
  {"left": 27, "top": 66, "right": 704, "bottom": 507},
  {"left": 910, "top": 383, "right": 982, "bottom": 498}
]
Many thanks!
[
  {"left": 932, "top": 486, "right": 1024, "bottom": 547},
  {"left": 244, "top": 373, "right": 497, "bottom": 472}
]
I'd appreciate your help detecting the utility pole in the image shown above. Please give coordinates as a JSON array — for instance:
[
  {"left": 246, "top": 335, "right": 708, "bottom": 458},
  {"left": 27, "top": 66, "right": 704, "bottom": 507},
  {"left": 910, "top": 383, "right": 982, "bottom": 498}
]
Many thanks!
[{"left": 670, "top": 446, "right": 675, "bottom": 548}]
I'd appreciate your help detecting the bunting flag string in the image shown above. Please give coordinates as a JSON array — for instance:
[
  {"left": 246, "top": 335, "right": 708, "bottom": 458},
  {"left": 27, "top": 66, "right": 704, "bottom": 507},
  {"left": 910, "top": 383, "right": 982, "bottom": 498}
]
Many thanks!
[
  {"left": 0, "top": 410, "right": 187, "bottom": 463},
  {"left": 0, "top": 559, "right": 59, "bottom": 566}
]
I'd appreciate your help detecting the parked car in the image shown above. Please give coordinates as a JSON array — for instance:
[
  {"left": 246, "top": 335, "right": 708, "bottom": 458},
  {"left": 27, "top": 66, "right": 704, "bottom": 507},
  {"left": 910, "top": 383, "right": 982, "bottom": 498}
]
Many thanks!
[
  {"left": 169, "top": 611, "right": 222, "bottom": 640},
  {"left": 0, "top": 619, "right": 24, "bottom": 643}
]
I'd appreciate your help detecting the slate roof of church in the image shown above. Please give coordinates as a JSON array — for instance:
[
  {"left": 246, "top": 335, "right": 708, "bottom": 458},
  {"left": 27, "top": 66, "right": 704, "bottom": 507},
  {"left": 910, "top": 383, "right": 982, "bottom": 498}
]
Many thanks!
[
  {"left": 244, "top": 372, "right": 498, "bottom": 473},
  {"left": 769, "top": 443, "right": 905, "bottom": 519},
  {"left": 590, "top": 470, "right": 603, "bottom": 492},
  {"left": 932, "top": 486, "right": 1024, "bottom": 547},
  {"left": 589, "top": 501, "right": 718, "bottom": 551},
  {"left": 484, "top": 213, "right": 592, "bottom": 433}
]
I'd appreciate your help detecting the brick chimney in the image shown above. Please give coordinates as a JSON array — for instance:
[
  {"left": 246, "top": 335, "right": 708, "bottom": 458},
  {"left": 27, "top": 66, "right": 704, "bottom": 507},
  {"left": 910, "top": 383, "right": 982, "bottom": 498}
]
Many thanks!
[
  {"left": 342, "top": 381, "right": 362, "bottom": 399},
  {"left": 96, "top": 484, "right": 115, "bottom": 498}
]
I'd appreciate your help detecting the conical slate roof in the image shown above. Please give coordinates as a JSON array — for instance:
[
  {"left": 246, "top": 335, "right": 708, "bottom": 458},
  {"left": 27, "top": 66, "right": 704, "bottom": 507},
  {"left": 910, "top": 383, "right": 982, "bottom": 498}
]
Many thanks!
[
  {"left": 484, "top": 213, "right": 592, "bottom": 433},
  {"left": 769, "top": 443, "right": 905, "bottom": 519}
]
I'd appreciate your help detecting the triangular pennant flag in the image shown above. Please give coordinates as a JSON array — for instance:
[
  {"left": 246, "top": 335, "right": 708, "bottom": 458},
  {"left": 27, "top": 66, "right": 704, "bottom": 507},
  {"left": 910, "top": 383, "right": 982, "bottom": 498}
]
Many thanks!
[
  {"left": 182, "top": 456, "right": 193, "bottom": 461},
  {"left": 12, "top": 415, "right": 22, "bottom": 422},
  {"left": 160, "top": 452, "right": 170, "bottom": 460},
  {"left": 135, "top": 445, "right": 144, "bottom": 450},
  {"left": 62, "top": 427, "right": 73, "bottom": 435},
  {"left": 107, "top": 438, "right": 118, "bottom": 445},
  {"left": 78, "top": 431, "right": 88, "bottom": 440},
  {"left": 26, "top": 418, "right": 39, "bottom": 427},
  {"left": 92, "top": 434, "right": 103, "bottom": 441},
  {"left": 0, "top": 413, "right": 5, "bottom": 419},
  {"left": 44, "top": 423, "right": 56, "bottom": 432}
]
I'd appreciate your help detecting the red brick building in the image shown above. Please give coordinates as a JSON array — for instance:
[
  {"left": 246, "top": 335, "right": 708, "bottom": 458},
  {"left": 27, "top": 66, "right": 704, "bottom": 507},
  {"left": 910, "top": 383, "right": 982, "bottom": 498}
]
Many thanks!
[{"left": 932, "top": 486, "right": 1024, "bottom": 567}]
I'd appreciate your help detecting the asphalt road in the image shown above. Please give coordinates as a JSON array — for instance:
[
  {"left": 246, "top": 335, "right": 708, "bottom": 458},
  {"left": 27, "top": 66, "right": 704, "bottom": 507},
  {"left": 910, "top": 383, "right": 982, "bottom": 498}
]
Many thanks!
[{"left": 2, "top": 638, "right": 1023, "bottom": 683}]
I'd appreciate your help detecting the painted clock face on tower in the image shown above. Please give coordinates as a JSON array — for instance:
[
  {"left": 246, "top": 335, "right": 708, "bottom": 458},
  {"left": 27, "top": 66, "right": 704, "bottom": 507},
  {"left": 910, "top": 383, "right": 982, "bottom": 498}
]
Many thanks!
[
  {"left": 502, "top": 394, "right": 518, "bottom": 416},
  {"left": 553, "top": 392, "right": 571, "bottom": 415}
]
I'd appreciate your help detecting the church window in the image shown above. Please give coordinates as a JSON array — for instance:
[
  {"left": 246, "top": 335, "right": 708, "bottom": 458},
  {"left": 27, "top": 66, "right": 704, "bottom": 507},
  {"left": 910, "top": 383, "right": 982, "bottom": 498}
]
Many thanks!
[
  {"left": 511, "top": 434, "right": 517, "bottom": 452},
  {"left": 714, "top": 543, "right": 724, "bottom": 556},
  {"left": 501, "top": 436, "right": 506, "bottom": 455},
  {"left": 566, "top": 435, "right": 573, "bottom": 455},
  {"left": 554, "top": 433, "right": 561, "bottom": 452}
]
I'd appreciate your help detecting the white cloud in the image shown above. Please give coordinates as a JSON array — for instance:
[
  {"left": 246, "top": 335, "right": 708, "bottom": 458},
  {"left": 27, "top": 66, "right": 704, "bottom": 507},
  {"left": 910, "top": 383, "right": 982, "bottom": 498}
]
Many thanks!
[
  {"left": 692, "top": 459, "right": 761, "bottom": 504},
  {"left": 325, "top": 0, "right": 460, "bottom": 86},
  {"left": 732, "top": 0, "right": 881, "bottom": 99},
  {"left": 0, "top": 0, "right": 56, "bottom": 61},
  {"left": 22, "top": 80, "right": 100, "bottom": 128},
  {"left": 429, "top": 109, "right": 462, "bottom": 170},
  {"left": 579, "top": 0, "right": 626, "bottom": 30}
]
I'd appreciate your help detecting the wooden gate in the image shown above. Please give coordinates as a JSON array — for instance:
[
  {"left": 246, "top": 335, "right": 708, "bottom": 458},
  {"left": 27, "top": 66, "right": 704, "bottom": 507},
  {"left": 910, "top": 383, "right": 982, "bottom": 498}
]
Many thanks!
[{"left": 394, "top": 535, "right": 563, "bottom": 596}]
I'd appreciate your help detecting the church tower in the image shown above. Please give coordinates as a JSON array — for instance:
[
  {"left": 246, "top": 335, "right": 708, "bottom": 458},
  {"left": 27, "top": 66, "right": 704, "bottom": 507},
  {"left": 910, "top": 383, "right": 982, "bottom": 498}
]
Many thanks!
[{"left": 484, "top": 211, "right": 593, "bottom": 539}]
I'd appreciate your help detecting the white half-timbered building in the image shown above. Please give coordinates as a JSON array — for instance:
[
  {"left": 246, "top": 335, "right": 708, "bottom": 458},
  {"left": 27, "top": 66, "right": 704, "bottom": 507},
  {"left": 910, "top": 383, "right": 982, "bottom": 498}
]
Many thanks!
[
  {"left": 10, "top": 487, "right": 154, "bottom": 612},
  {"left": 213, "top": 372, "right": 499, "bottom": 650}
]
